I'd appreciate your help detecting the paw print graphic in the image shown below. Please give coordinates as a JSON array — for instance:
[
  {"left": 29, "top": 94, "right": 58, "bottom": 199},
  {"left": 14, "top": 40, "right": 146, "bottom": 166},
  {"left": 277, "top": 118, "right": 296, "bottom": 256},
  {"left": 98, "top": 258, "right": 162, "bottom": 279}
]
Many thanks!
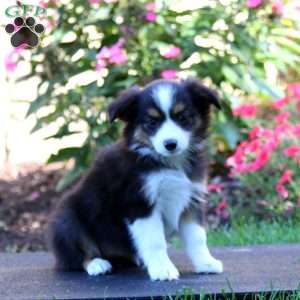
[{"left": 5, "top": 17, "right": 45, "bottom": 48}]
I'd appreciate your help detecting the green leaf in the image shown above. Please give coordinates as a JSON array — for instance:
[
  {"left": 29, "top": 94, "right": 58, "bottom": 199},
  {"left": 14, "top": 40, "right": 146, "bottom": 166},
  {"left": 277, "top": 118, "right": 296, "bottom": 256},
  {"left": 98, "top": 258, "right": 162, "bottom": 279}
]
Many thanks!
[
  {"left": 215, "top": 121, "right": 240, "bottom": 150},
  {"left": 56, "top": 167, "right": 84, "bottom": 191},
  {"left": 45, "top": 124, "right": 80, "bottom": 140},
  {"left": 47, "top": 147, "right": 81, "bottom": 163}
]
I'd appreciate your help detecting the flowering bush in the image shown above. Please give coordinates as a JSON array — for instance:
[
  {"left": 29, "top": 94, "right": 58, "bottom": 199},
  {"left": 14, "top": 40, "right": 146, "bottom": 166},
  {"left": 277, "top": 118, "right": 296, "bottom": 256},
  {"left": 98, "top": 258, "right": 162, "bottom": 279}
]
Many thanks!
[
  {"left": 210, "top": 83, "right": 300, "bottom": 221},
  {"left": 12, "top": 0, "right": 300, "bottom": 189}
]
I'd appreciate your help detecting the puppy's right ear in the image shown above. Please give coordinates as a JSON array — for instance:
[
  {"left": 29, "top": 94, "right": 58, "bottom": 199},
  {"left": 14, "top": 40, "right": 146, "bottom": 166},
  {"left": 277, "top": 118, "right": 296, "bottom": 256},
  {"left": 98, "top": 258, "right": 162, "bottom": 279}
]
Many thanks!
[{"left": 108, "top": 86, "right": 140, "bottom": 122}]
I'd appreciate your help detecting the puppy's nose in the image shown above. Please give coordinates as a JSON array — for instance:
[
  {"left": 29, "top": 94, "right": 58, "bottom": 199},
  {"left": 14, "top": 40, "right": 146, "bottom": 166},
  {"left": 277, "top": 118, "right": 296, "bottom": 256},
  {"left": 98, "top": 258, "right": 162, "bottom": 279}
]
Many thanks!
[{"left": 164, "top": 139, "right": 178, "bottom": 152}]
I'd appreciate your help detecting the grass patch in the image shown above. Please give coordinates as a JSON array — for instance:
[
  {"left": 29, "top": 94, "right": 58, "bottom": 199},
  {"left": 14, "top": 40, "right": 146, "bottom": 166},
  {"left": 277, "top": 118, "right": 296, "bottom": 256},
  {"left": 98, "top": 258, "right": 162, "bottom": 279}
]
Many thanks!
[
  {"left": 208, "top": 218, "right": 300, "bottom": 247},
  {"left": 169, "top": 286, "right": 300, "bottom": 300}
]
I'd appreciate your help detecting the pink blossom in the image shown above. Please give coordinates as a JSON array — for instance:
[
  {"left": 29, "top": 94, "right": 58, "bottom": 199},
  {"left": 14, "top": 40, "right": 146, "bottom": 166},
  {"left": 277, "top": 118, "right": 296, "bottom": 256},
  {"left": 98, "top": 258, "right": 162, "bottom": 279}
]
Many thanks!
[
  {"left": 271, "top": 0, "right": 284, "bottom": 14},
  {"left": 216, "top": 197, "right": 227, "bottom": 211},
  {"left": 144, "top": 11, "right": 157, "bottom": 22},
  {"left": 249, "top": 126, "right": 262, "bottom": 139},
  {"left": 145, "top": 2, "right": 156, "bottom": 11},
  {"left": 246, "top": 0, "right": 263, "bottom": 8},
  {"left": 96, "top": 39, "right": 127, "bottom": 71},
  {"left": 208, "top": 183, "right": 224, "bottom": 193},
  {"left": 96, "top": 59, "right": 107, "bottom": 72},
  {"left": 283, "top": 145, "right": 300, "bottom": 158},
  {"left": 89, "top": 0, "right": 101, "bottom": 4},
  {"left": 161, "top": 46, "right": 181, "bottom": 59},
  {"left": 274, "top": 111, "right": 290, "bottom": 124},
  {"left": 272, "top": 96, "right": 289, "bottom": 109},
  {"left": 160, "top": 69, "right": 177, "bottom": 79},
  {"left": 5, "top": 46, "right": 25, "bottom": 73},
  {"left": 292, "top": 124, "right": 300, "bottom": 137},
  {"left": 233, "top": 104, "right": 257, "bottom": 118},
  {"left": 279, "top": 169, "right": 293, "bottom": 185},
  {"left": 276, "top": 184, "right": 289, "bottom": 198},
  {"left": 288, "top": 83, "right": 300, "bottom": 100},
  {"left": 276, "top": 170, "right": 293, "bottom": 199}
]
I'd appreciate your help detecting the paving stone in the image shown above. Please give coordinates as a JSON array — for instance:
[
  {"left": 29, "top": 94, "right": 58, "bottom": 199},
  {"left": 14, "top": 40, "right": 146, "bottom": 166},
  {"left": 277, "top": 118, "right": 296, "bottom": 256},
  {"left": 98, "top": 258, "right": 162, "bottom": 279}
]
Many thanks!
[{"left": 0, "top": 244, "right": 299, "bottom": 300}]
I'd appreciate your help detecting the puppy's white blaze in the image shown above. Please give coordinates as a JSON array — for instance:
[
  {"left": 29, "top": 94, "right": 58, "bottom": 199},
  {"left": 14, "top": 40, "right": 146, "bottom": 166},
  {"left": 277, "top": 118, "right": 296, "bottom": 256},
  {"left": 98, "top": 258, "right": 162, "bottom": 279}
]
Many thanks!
[
  {"left": 128, "top": 210, "right": 179, "bottom": 281},
  {"left": 179, "top": 221, "right": 223, "bottom": 274},
  {"left": 152, "top": 84, "right": 175, "bottom": 115},
  {"left": 143, "top": 170, "right": 192, "bottom": 231},
  {"left": 150, "top": 118, "right": 191, "bottom": 157}
]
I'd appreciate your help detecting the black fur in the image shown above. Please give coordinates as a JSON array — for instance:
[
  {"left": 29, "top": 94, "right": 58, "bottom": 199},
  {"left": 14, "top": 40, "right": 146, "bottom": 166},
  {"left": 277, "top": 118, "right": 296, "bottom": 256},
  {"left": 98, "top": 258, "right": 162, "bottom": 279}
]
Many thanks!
[{"left": 48, "top": 78, "right": 220, "bottom": 271}]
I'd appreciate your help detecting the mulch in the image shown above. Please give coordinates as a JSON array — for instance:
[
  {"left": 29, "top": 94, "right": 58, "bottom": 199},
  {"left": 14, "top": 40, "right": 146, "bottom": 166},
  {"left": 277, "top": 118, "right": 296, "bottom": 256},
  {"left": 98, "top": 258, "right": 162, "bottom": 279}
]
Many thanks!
[{"left": 0, "top": 165, "right": 62, "bottom": 252}]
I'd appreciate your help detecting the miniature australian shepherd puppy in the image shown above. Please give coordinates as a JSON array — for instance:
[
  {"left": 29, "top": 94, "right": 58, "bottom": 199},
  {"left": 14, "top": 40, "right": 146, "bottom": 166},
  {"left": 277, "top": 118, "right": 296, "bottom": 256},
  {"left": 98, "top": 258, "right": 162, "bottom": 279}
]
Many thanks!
[{"left": 48, "top": 78, "right": 223, "bottom": 281}]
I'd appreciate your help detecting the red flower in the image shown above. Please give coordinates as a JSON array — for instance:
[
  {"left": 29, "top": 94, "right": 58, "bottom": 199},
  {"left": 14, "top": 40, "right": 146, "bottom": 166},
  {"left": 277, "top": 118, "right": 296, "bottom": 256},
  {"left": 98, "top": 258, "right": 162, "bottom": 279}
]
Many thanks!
[{"left": 233, "top": 104, "right": 257, "bottom": 118}]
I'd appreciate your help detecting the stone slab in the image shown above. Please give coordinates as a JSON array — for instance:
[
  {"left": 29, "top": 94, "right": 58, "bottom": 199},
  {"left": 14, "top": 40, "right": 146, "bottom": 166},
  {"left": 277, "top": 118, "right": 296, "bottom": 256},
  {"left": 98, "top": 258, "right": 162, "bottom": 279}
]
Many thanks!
[{"left": 0, "top": 244, "right": 300, "bottom": 300}]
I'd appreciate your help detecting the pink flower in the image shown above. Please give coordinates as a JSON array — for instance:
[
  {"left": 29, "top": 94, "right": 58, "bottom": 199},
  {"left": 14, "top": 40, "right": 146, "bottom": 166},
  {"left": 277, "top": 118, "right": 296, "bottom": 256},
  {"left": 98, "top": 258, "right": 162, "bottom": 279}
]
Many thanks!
[
  {"left": 275, "top": 111, "right": 290, "bottom": 124},
  {"left": 279, "top": 169, "right": 293, "bottom": 185},
  {"left": 271, "top": 0, "right": 284, "bottom": 14},
  {"left": 208, "top": 183, "right": 224, "bottom": 193},
  {"left": 276, "top": 184, "right": 289, "bottom": 198},
  {"left": 292, "top": 124, "right": 300, "bottom": 137},
  {"left": 161, "top": 46, "right": 181, "bottom": 59},
  {"left": 160, "top": 69, "right": 177, "bottom": 79},
  {"left": 145, "top": 2, "right": 156, "bottom": 11},
  {"left": 288, "top": 83, "right": 300, "bottom": 100},
  {"left": 144, "top": 11, "right": 157, "bottom": 22},
  {"left": 89, "top": 0, "right": 101, "bottom": 4},
  {"left": 5, "top": 46, "right": 25, "bottom": 73},
  {"left": 276, "top": 170, "right": 293, "bottom": 199},
  {"left": 216, "top": 197, "right": 227, "bottom": 211},
  {"left": 272, "top": 96, "right": 289, "bottom": 109},
  {"left": 246, "top": 0, "right": 263, "bottom": 8},
  {"left": 233, "top": 104, "right": 257, "bottom": 118},
  {"left": 96, "top": 59, "right": 107, "bottom": 72},
  {"left": 96, "top": 39, "right": 127, "bottom": 71},
  {"left": 283, "top": 145, "right": 300, "bottom": 157}
]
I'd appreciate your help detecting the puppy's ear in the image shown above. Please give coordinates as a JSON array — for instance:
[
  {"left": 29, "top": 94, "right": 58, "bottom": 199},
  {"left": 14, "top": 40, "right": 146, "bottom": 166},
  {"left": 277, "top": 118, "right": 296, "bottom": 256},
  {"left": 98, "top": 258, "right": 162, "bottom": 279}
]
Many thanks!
[
  {"left": 108, "top": 86, "right": 140, "bottom": 122},
  {"left": 183, "top": 78, "right": 221, "bottom": 111}
]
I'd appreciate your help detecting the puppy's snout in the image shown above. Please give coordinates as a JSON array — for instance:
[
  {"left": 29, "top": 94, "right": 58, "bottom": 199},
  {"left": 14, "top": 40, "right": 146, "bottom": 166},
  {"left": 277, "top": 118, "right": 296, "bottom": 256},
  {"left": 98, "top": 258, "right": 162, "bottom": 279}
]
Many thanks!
[{"left": 163, "top": 139, "right": 178, "bottom": 152}]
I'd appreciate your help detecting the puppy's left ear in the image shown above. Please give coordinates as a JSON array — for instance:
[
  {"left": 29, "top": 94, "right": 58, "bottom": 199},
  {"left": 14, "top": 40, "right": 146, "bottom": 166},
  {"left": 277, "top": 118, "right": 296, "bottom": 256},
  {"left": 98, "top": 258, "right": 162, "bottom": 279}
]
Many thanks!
[
  {"left": 183, "top": 78, "right": 221, "bottom": 111},
  {"left": 108, "top": 86, "right": 140, "bottom": 122}
]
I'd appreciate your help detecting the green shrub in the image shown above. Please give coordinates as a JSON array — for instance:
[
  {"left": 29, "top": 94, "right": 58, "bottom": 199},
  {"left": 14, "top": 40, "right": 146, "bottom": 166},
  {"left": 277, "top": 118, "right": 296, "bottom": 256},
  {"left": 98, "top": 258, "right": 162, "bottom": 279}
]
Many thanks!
[{"left": 23, "top": 0, "right": 300, "bottom": 189}]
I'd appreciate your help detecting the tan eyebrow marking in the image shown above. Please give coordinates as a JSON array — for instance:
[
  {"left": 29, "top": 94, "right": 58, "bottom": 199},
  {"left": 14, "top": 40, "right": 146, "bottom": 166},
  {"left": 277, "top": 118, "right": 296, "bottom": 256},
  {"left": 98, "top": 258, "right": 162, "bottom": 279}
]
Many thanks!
[
  {"left": 147, "top": 108, "right": 161, "bottom": 118},
  {"left": 173, "top": 102, "right": 185, "bottom": 114}
]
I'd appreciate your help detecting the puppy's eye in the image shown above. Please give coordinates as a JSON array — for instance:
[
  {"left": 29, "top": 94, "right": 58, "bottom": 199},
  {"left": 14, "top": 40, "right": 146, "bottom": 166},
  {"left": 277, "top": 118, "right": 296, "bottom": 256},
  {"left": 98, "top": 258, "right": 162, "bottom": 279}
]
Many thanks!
[
  {"left": 176, "top": 113, "right": 187, "bottom": 123},
  {"left": 144, "top": 117, "right": 159, "bottom": 130}
]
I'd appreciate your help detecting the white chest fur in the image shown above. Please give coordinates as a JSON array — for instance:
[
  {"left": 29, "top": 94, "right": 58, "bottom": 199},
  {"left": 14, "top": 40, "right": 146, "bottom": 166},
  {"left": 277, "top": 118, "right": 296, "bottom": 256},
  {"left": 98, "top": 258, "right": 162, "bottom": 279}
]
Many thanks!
[{"left": 142, "top": 170, "right": 206, "bottom": 233}]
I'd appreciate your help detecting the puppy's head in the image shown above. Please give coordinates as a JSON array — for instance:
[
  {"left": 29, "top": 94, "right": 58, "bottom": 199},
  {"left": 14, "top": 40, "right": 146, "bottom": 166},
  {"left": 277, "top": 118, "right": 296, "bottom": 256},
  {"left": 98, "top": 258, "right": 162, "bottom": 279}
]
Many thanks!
[{"left": 108, "top": 78, "right": 220, "bottom": 158}]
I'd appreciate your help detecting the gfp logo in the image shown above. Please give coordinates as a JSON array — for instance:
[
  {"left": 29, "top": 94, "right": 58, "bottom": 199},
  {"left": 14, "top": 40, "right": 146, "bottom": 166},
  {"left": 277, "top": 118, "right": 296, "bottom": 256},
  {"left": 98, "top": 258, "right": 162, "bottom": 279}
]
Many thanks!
[{"left": 4, "top": 4, "right": 46, "bottom": 48}]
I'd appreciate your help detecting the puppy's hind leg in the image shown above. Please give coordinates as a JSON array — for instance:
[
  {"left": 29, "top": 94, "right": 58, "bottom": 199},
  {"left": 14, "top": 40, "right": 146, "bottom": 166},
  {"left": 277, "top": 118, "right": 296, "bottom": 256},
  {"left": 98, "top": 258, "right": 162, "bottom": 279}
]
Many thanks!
[{"left": 48, "top": 210, "right": 86, "bottom": 271}]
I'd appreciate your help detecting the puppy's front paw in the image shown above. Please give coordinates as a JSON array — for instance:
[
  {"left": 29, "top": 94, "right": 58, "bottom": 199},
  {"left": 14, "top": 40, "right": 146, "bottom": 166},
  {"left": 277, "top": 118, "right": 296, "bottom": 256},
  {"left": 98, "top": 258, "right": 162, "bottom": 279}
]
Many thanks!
[
  {"left": 84, "top": 258, "right": 112, "bottom": 276},
  {"left": 148, "top": 258, "right": 179, "bottom": 281},
  {"left": 196, "top": 256, "right": 223, "bottom": 274}
]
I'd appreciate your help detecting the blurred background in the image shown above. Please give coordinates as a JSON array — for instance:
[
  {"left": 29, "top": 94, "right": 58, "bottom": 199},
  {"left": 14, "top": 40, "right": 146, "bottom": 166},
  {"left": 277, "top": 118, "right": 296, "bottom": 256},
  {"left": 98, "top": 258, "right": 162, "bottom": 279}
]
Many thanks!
[{"left": 0, "top": 0, "right": 299, "bottom": 252}]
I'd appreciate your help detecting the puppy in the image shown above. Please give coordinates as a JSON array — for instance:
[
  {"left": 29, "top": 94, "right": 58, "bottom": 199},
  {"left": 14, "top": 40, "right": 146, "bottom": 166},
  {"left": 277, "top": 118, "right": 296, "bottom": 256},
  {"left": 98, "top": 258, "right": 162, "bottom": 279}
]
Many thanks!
[{"left": 48, "top": 78, "right": 223, "bottom": 281}]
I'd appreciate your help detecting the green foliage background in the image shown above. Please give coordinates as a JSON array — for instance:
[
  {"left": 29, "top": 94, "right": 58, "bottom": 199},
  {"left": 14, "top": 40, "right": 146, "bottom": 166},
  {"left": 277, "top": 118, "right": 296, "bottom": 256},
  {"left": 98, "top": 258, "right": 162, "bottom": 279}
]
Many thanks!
[{"left": 24, "top": 0, "right": 300, "bottom": 190}]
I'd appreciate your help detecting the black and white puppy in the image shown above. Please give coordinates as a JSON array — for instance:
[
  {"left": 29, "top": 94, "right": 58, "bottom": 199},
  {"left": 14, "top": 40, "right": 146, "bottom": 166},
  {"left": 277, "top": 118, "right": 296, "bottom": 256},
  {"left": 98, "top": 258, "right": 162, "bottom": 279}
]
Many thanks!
[{"left": 48, "top": 78, "right": 223, "bottom": 281}]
